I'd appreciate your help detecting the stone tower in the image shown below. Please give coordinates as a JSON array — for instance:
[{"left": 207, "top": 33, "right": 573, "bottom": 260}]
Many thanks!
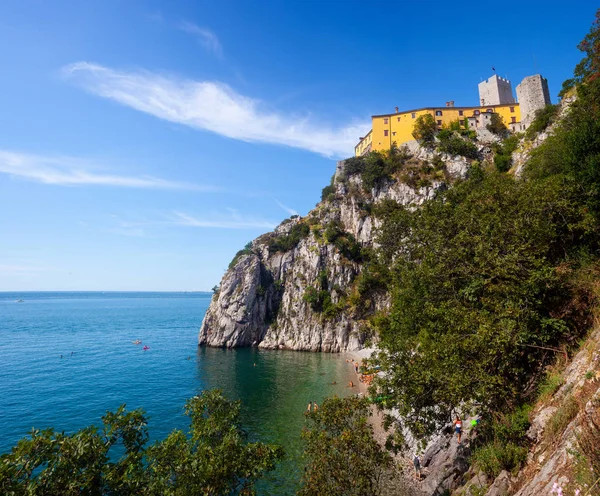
[
  {"left": 516, "top": 74, "right": 551, "bottom": 128},
  {"left": 478, "top": 74, "right": 515, "bottom": 106}
]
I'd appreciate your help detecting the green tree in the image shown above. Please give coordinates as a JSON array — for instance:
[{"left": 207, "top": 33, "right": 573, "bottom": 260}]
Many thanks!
[
  {"left": 412, "top": 114, "right": 437, "bottom": 146},
  {"left": 560, "top": 8, "right": 600, "bottom": 95},
  {"left": 0, "top": 390, "right": 284, "bottom": 496},
  {"left": 372, "top": 170, "right": 592, "bottom": 439},
  {"left": 299, "top": 396, "right": 394, "bottom": 496},
  {"left": 486, "top": 113, "right": 508, "bottom": 135}
]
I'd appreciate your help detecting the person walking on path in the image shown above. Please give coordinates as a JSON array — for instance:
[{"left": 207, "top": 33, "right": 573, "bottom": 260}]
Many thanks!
[
  {"left": 453, "top": 416, "right": 463, "bottom": 444},
  {"left": 413, "top": 453, "right": 421, "bottom": 480}
]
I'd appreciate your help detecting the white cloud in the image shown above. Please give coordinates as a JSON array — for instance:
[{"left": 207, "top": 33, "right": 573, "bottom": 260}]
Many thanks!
[
  {"left": 179, "top": 22, "right": 223, "bottom": 58},
  {"left": 62, "top": 62, "right": 369, "bottom": 158},
  {"left": 108, "top": 210, "right": 277, "bottom": 231},
  {"left": 170, "top": 211, "right": 276, "bottom": 230},
  {"left": 275, "top": 199, "right": 298, "bottom": 216},
  {"left": 0, "top": 149, "right": 213, "bottom": 190}
]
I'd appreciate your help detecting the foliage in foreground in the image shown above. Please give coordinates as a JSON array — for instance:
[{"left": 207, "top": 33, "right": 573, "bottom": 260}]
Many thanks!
[
  {"left": 299, "top": 396, "right": 394, "bottom": 496},
  {"left": 0, "top": 390, "right": 284, "bottom": 496}
]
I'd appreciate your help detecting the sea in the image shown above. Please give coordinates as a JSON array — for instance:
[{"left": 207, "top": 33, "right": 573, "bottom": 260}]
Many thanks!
[{"left": 0, "top": 291, "right": 355, "bottom": 494}]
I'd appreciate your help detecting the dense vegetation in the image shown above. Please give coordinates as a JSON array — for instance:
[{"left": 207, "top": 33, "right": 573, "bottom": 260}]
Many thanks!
[
  {"left": 342, "top": 146, "right": 412, "bottom": 191},
  {"left": 299, "top": 396, "right": 395, "bottom": 496},
  {"left": 368, "top": 10, "right": 600, "bottom": 479},
  {"left": 0, "top": 390, "right": 283, "bottom": 495},
  {"left": 267, "top": 221, "right": 310, "bottom": 253}
]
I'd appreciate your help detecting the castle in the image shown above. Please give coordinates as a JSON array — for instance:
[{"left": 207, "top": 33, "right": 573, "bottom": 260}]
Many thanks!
[{"left": 354, "top": 74, "right": 551, "bottom": 156}]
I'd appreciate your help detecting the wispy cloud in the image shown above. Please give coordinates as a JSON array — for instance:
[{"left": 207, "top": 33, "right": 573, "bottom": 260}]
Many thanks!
[
  {"left": 108, "top": 210, "right": 276, "bottom": 231},
  {"left": 170, "top": 211, "right": 276, "bottom": 230},
  {"left": 0, "top": 149, "right": 213, "bottom": 190},
  {"left": 275, "top": 199, "right": 298, "bottom": 216},
  {"left": 62, "top": 62, "right": 369, "bottom": 158},
  {"left": 179, "top": 21, "right": 223, "bottom": 58}
]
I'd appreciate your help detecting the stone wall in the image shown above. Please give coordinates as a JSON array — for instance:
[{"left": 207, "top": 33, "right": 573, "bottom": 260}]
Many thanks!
[
  {"left": 478, "top": 74, "right": 515, "bottom": 106},
  {"left": 516, "top": 74, "right": 551, "bottom": 128}
]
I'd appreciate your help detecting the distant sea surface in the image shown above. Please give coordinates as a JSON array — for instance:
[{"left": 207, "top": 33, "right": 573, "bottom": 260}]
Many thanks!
[{"left": 0, "top": 291, "right": 353, "bottom": 494}]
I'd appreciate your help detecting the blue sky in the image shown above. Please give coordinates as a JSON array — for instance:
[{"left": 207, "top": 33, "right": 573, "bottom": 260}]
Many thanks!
[{"left": 0, "top": 0, "right": 596, "bottom": 291}]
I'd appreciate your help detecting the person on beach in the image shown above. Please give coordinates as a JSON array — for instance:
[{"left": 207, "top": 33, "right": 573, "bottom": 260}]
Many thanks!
[
  {"left": 413, "top": 453, "right": 421, "bottom": 480},
  {"left": 453, "top": 416, "right": 463, "bottom": 444},
  {"left": 348, "top": 381, "right": 354, "bottom": 387}
]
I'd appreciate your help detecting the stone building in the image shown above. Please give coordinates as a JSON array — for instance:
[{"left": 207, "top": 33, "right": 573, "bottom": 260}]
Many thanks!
[
  {"left": 516, "top": 75, "right": 551, "bottom": 128},
  {"left": 478, "top": 74, "right": 516, "bottom": 106}
]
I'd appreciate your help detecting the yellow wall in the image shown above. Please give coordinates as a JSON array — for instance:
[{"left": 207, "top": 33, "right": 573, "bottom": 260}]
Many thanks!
[
  {"left": 354, "top": 130, "right": 372, "bottom": 156},
  {"left": 356, "top": 104, "right": 521, "bottom": 155}
]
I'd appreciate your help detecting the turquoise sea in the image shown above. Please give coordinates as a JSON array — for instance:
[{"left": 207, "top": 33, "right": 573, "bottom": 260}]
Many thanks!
[{"left": 0, "top": 292, "right": 354, "bottom": 494}]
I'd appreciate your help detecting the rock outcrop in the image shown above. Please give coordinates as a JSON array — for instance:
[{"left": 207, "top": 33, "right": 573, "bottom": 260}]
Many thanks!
[{"left": 199, "top": 149, "right": 471, "bottom": 351}]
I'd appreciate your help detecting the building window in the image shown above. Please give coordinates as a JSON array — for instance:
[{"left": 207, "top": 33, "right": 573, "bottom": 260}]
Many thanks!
[
  {"left": 510, "top": 106, "right": 515, "bottom": 112},
  {"left": 397, "top": 117, "right": 400, "bottom": 122},
  {"left": 384, "top": 118, "right": 388, "bottom": 124},
  {"left": 486, "top": 109, "right": 493, "bottom": 113},
  {"left": 511, "top": 117, "right": 516, "bottom": 123},
  {"left": 437, "top": 120, "right": 442, "bottom": 125},
  {"left": 474, "top": 110, "right": 480, "bottom": 116},
  {"left": 384, "top": 130, "right": 389, "bottom": 136},
  {"left": 435, "top": 110, "right": 443, "bottom": 116},
  {"left": 392, "top": 131, "right": 396, "bottom": 136},
  {"left": 411, "top": 112, "right": 416, "bottom": 118},
  {"left": 458, "top": 110, "right": 464, "bottom": 116}
]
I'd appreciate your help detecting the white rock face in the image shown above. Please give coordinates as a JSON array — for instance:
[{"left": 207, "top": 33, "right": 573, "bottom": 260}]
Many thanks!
[{"left": 199, "top": 151, "right": 470, "bottom": 351}]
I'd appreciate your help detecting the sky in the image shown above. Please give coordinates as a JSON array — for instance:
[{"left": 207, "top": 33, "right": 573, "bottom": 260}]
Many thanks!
[{"left": 0, "top": 0, "right": 597, "bottom": 291}]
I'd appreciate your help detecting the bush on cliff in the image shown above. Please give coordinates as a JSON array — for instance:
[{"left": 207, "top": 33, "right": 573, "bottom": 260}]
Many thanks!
[
  {"left": 436, "top": 129, "right": 479, "bottom": 159},
  {"left": 341, "top": 146, "right": 411, "bottom": 192},
  {"left": 412, "top": 114, "right": 437, "bottom": 146},
  {"left": 267, "top": 222, "right": 310, "bottom": 253},
  {"left": 229, "top": 242, "right": 254, "bottom": 269},
  {"left": 0, "top": 390, "right": 283, "bottom": 495},
  {"left": 299, "top": 396, "right": 394, "bottom": 496}
]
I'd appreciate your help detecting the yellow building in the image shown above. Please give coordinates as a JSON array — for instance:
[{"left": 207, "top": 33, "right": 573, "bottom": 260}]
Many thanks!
[{"left": 355, "top": 103, "right": 521, "bottom": 156}]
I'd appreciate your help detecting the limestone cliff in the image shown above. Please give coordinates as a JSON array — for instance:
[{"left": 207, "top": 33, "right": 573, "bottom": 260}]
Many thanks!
[{"left": 199, "top": 149, "right": 471, "bottom": 352}]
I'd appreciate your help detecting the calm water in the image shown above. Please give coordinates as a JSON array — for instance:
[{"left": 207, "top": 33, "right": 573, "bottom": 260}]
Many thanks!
[{"left": 0, "top": 292, "right": 353, "bottom": 494}]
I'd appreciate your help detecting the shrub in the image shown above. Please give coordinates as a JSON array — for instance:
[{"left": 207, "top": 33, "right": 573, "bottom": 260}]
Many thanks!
[
  {"left": 525, "top": 104, "right": 559, "bottom": 139},
  {"left": 267, "top": 223, "right": 310, "bottom": 253},
  {"left": 538, "top": 372, "right": 564, "bottom": 402},
  {"left": 299, "top": 396, "right": 394, "bottom": 496},
  {"left": 323, "top": 221, "right": 362, "bottom": 261},
  {"left": 229, "top": 242, "right": 253, "bottom": 269},
  {"left": 547, "top": 396, "right": 579, "bottom": 441},
  {"left": 486, "top": 113, "right": 508, "bottom": 135},
  {"left": 493, "top": 135, "right": 520, "bottom": 172},
  {"left": 321, "top": 184, "right": 335, "bottom": 202},
  {"left": 473, "top": 441, "right": 528, "bottom": 477},
  {"left": 412, "top": 114, "right": 437, "bottom": 146},
  {"left": 437, "top": 131, "right": 479, "bottom": 159}
]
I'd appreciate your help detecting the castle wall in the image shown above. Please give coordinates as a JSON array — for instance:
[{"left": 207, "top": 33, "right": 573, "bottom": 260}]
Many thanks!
[
  {"left": 516, "top": 75, "right": 551, "bottom": 128},
  {"left": 478, "top": 75, "right": 515, "bottom": 106}
]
